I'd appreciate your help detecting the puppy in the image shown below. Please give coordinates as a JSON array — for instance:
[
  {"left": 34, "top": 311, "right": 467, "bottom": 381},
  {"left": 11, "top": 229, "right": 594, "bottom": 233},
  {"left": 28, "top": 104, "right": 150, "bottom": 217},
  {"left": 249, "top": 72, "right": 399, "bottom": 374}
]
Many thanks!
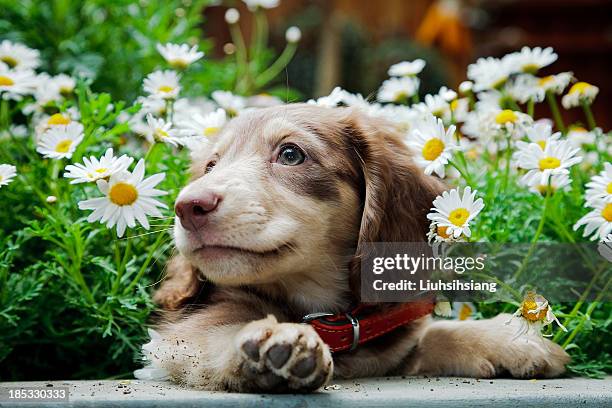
[{"left": 140, "top": 104, "right": 569, "bottom": 392}]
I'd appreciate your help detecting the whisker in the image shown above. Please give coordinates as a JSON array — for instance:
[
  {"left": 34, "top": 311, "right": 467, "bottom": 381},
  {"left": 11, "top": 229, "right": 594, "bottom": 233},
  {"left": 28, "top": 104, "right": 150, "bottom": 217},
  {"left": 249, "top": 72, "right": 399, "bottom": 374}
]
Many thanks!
[{"left": 119, "top": 228, "right": 173, "bottom": 240}]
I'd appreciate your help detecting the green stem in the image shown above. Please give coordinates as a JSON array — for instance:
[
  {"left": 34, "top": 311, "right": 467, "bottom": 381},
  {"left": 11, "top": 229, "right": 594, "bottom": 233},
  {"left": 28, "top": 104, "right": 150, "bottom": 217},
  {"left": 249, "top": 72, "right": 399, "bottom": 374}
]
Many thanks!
[
  {"left": 513, "top": 187, "right": 551, "bottom": 281},
  {"left": 0, "top": 98, "right": 9, "bottom": 130},
  {"left": 449, "top": 155, "right": 474, "bottom": 187},
  {"left": 501, "top": 131, "right": 512, "bottom": 192},
  {"left": 546, "top": 92, "right": 565, "bottom": 133},
  {"left": 561, "top": 277, "right": 610, "bottom": 348},
  {"left": 581, "top": 101, "right": 597, "bottom": 130},
  {"left": 254, "top": 42, "right": 297, "bottom": 89},
  {"left": 229, "top": 21, "right": 250, "bottom": 94},
  {"left": 111, "top": 235, "right": 131, "bottom": 295},
  {"left": 251, "top": 10, "right": 268, "bottom": 63}
]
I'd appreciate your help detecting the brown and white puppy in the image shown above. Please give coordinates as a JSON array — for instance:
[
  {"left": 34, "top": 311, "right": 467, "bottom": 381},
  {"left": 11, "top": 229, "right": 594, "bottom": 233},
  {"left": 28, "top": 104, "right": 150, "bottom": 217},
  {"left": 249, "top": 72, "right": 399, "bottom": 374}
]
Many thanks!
[{"left": 144, "top": 104, "right": 569, "bottom": 392}]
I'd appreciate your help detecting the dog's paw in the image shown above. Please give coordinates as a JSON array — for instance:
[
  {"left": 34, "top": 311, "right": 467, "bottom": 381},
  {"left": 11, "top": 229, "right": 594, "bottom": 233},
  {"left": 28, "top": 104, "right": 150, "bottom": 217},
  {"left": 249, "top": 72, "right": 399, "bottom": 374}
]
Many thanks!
[
  {"left": 492, "top": 314, "right": 570, "bottom": 378},
  {"left": 235, "top": 315, "right": 333, "bottom": 392}
]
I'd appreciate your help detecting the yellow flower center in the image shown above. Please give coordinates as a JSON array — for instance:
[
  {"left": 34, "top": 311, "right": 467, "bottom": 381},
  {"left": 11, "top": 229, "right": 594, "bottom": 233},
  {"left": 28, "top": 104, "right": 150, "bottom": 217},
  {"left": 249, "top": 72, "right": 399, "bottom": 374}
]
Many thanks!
[
  {"left": 155, "top": 128, "right": 169, "bottom": 139},
  {"left": 607, "top": 182, "right": 612, "bottom": 195},
  {"left": 536, "top": 184, "right": 556, "bottom": 196},
  {"left": 422, "top": 138, "right": 445, "bottom": 161},
  {"left": 170, "top": 59, "right": 189, "bottom": 70},
  {"left": 0, "top": 56, "right": 17, "bottom": 68},
  {"left": 539, "top": 157, "right": 561, "bottom": 170},
  {"left": 492, "top": 77, "right": 507, "bottom": 89},
  {"left": 109, "top": 182, "right": 138, "bottom": 206},
  {"left": 450, "top": 99, "right": 459, "bottom": 111},
  {"left": 203, "top": 127, "right": 219, "bottom": 137},
  {"left": 495, "top": 109, "right": 518, "bottom": 125},
  {"left": 448, "top": 208, "right": 470, "bottom": 227},
  {"left": 522, "top": 63, "right": 539, "bottom": 74},
  {"left": 537, "top": 140, "right": 547, "bottom": 149},
  {"left": 538, "top": 76, "right": 554, "bottom": 87},
  {"left": 158, "top": 85, "right": 174, "bottom": 93},
  {"left": 55, "top": 139, "right": 73, "bottom": 153},
  {"left": 0, "top": 175, "right": 3, "bottom": 182},
  {"left": 394, "top": 91, "right": 408, "bottom": 102},
  {"left": 458, "top": 303, "right": 473, "bottom": 321},
  {"left": 0, "top": 75, "right": 14, "bottom": 86},
  {"left": 47, "top": 113, "right": 71, "bottom": 125},
  {"left": 569, "top": 82, "right": 592, "bottom": 95},
  {"left": 571, "top": 126, "right": 587, "bottom": 133},
  {"left": 436, "top": 225, "right": 451, "bottom": 239},
  {"left": 602, "top": 203, "right": 612, "bottom": 222},
  {"left": 521, "top": 299, "right": 548, "bottom": 322},
  {"left": 95, "top": 168, "right": 108, "bottom": 174}
]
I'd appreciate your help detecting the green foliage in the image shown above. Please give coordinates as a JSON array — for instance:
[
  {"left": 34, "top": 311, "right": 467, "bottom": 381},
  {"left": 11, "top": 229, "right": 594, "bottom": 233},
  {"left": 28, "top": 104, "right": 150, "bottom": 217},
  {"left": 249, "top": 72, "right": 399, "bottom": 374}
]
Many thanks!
[{"left": 0, "top": 0, "right": 213, "bottom": 100}]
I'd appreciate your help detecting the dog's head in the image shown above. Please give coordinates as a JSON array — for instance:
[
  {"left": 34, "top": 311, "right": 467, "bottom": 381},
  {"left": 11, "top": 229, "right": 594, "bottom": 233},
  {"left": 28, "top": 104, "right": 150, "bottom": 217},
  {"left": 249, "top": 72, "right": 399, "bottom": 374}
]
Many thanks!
[{"left": 163, "top": 104, "right": 444, "bottom": 310}]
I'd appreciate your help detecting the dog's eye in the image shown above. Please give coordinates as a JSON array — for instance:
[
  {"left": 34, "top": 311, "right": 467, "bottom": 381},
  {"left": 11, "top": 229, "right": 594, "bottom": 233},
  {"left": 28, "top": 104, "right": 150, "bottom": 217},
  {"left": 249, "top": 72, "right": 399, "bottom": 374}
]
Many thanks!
[
  {"left": 205, "top": 160, "right": 216, "bottom": 174},
  {"left": 277, "top": 144, "right": 305, "bottom": 166}
]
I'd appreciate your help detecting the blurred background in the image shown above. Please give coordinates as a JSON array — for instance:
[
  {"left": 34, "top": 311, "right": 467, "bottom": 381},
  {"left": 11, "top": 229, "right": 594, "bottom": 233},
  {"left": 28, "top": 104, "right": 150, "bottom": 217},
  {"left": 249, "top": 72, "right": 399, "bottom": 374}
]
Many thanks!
[{"left": 208, "top": 0, "right": 612, "bottom": 128}]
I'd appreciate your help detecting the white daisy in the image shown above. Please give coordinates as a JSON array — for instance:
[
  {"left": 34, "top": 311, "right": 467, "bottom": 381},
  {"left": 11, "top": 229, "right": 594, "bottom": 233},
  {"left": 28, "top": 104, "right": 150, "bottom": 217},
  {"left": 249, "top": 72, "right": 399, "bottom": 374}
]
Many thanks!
[
  {"left": 517, "top": 139, "right": 582, "bottom": 187},
  {"left": 458, "top": 81, "right": 473, "bottom": 95},
  {"left": 388, "top": 59, "right": 426, "bottom": 77},
  {"left": 566, "top": 126, "right": 595, "bottom": 148},
  {"left": 574, "top": 200, "right": 612, "bottom": 241},
  {"left": 450, "top": 97, "right": 469, "bottom": 123},
  {"left": 52, "top": 74, "right": 76, "bottom": 95},
  {"left": 527, "top": 173, "right": 571, "bottom": 196},
  {"left": 0, "top": 40, "right": 40, "bottom": 71},
  {"left": 0, "top": 67, "right": 37, "bottom": 100},
  {"left": 211, "top": 90, "right": 246, "bottom": 116},
  {"left": 0, "top": 164, "right": 17, "bottom": 188},
  {"left": 143, "top": 70, "right": 181, "bottom": 100},
  {"left": 504, "top": 46, "right": 558, "bottom": 74},
  {"left": 562, "top": 82, "right": 599, "bottom": 109},
  {"left": 491, "top": 108, "right": 533, "bottom": 138},
  {"left": 506, "top": 74, "right": 545, "bottom": 103},
  {"left": 537, "top": 72, "right": 573, "bottom": 95},
  {"left": 156, "top": 43, "right": 204, "bottom": 69},
  {"left": 135, "top": 95, "right": 167, "bottom": 117},
  {"left": 179, "top": 108, "right": 227, "bottom": 139},
  {"left": 34, "top": 111, "right": 82, "bottom": 137},
  {"left": 437, "top": 86, "right": 457, "bottom": 102},
  {"left": 406, "top": 114, "right": 459, "bottom": 178},
  {"left": 78, "top": 159, "right": 168, "bottom": 237},
  {"left": 523, "top": 122, "right": 561, "bottom": 150},
  {"left": 427, "top": 186, "right": 485, "bottom": 239},
  {"left": 427, "top": 221, "right": 466, "bottom": 243},
  {"left": 585, "top": 162, "right": 612, "bottom": 204},
  {"left": 145, "top": 114, "right": 183, "bottom": 146},
  {"left": 467, "top": 57, "right": 511, "bottom": 92},
  {"left": 36, "top": 123, "right": 84, "bottom": 160},
  {"left": 506, "top": 292, "right": 566, "bottom": 339},
  {"left": 242, "top": 0, "right": 279, "bottom": 10},
  {"left": 63, "top": 148, "right": 134, "bottom": 184},
  {"left": 414, "top": 93, "right": 451, "bottom": 122},
  {"left": 307, "top": 87, "right": 347, "bottom": 107},
  {"left": 377, "top": 76, "right": 420, "bottom": 103}
]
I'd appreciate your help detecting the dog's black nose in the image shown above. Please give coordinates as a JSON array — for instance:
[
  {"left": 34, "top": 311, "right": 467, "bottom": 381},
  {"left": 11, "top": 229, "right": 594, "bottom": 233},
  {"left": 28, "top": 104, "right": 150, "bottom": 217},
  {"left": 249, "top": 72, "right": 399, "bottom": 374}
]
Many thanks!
[{"left": 175, "top": 192, "right": 221, "bottom": 231}]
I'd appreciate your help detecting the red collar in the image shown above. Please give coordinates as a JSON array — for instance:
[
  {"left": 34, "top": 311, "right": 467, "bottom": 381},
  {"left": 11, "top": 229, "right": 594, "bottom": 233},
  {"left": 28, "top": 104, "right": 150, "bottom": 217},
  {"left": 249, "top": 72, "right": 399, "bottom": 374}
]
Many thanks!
[{"left": 303, "top": 300, "right": 434, "bottom": 353}]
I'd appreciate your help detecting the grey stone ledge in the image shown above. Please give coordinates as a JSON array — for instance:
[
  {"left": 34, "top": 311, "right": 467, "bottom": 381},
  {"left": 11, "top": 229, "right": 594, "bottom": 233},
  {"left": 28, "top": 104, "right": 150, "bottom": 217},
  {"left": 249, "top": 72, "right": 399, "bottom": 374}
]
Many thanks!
[{"left": 1, "top": 376, "right": 611, "bottom": 408}]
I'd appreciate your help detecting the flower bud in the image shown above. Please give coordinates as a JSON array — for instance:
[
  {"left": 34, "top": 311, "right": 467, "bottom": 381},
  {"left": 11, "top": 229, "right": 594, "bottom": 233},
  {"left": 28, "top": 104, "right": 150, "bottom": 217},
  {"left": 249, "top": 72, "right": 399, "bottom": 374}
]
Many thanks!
[
  {"left": 285, "top": 26, "right": 301, "bottom": 43},
  {"left": 225, "top": 8, "right": 240, "bottom": 24}
]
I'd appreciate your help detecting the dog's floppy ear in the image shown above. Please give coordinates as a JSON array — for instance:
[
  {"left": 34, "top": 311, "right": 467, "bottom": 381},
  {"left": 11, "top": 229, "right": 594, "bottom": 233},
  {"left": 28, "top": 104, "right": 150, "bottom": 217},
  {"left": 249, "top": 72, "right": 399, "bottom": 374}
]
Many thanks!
[
  {"left": 341, "top": 109, "right": 446, "bottom": 296},
  {"left": 153, "top": 254, "right": 204, "bottom": 310}
]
